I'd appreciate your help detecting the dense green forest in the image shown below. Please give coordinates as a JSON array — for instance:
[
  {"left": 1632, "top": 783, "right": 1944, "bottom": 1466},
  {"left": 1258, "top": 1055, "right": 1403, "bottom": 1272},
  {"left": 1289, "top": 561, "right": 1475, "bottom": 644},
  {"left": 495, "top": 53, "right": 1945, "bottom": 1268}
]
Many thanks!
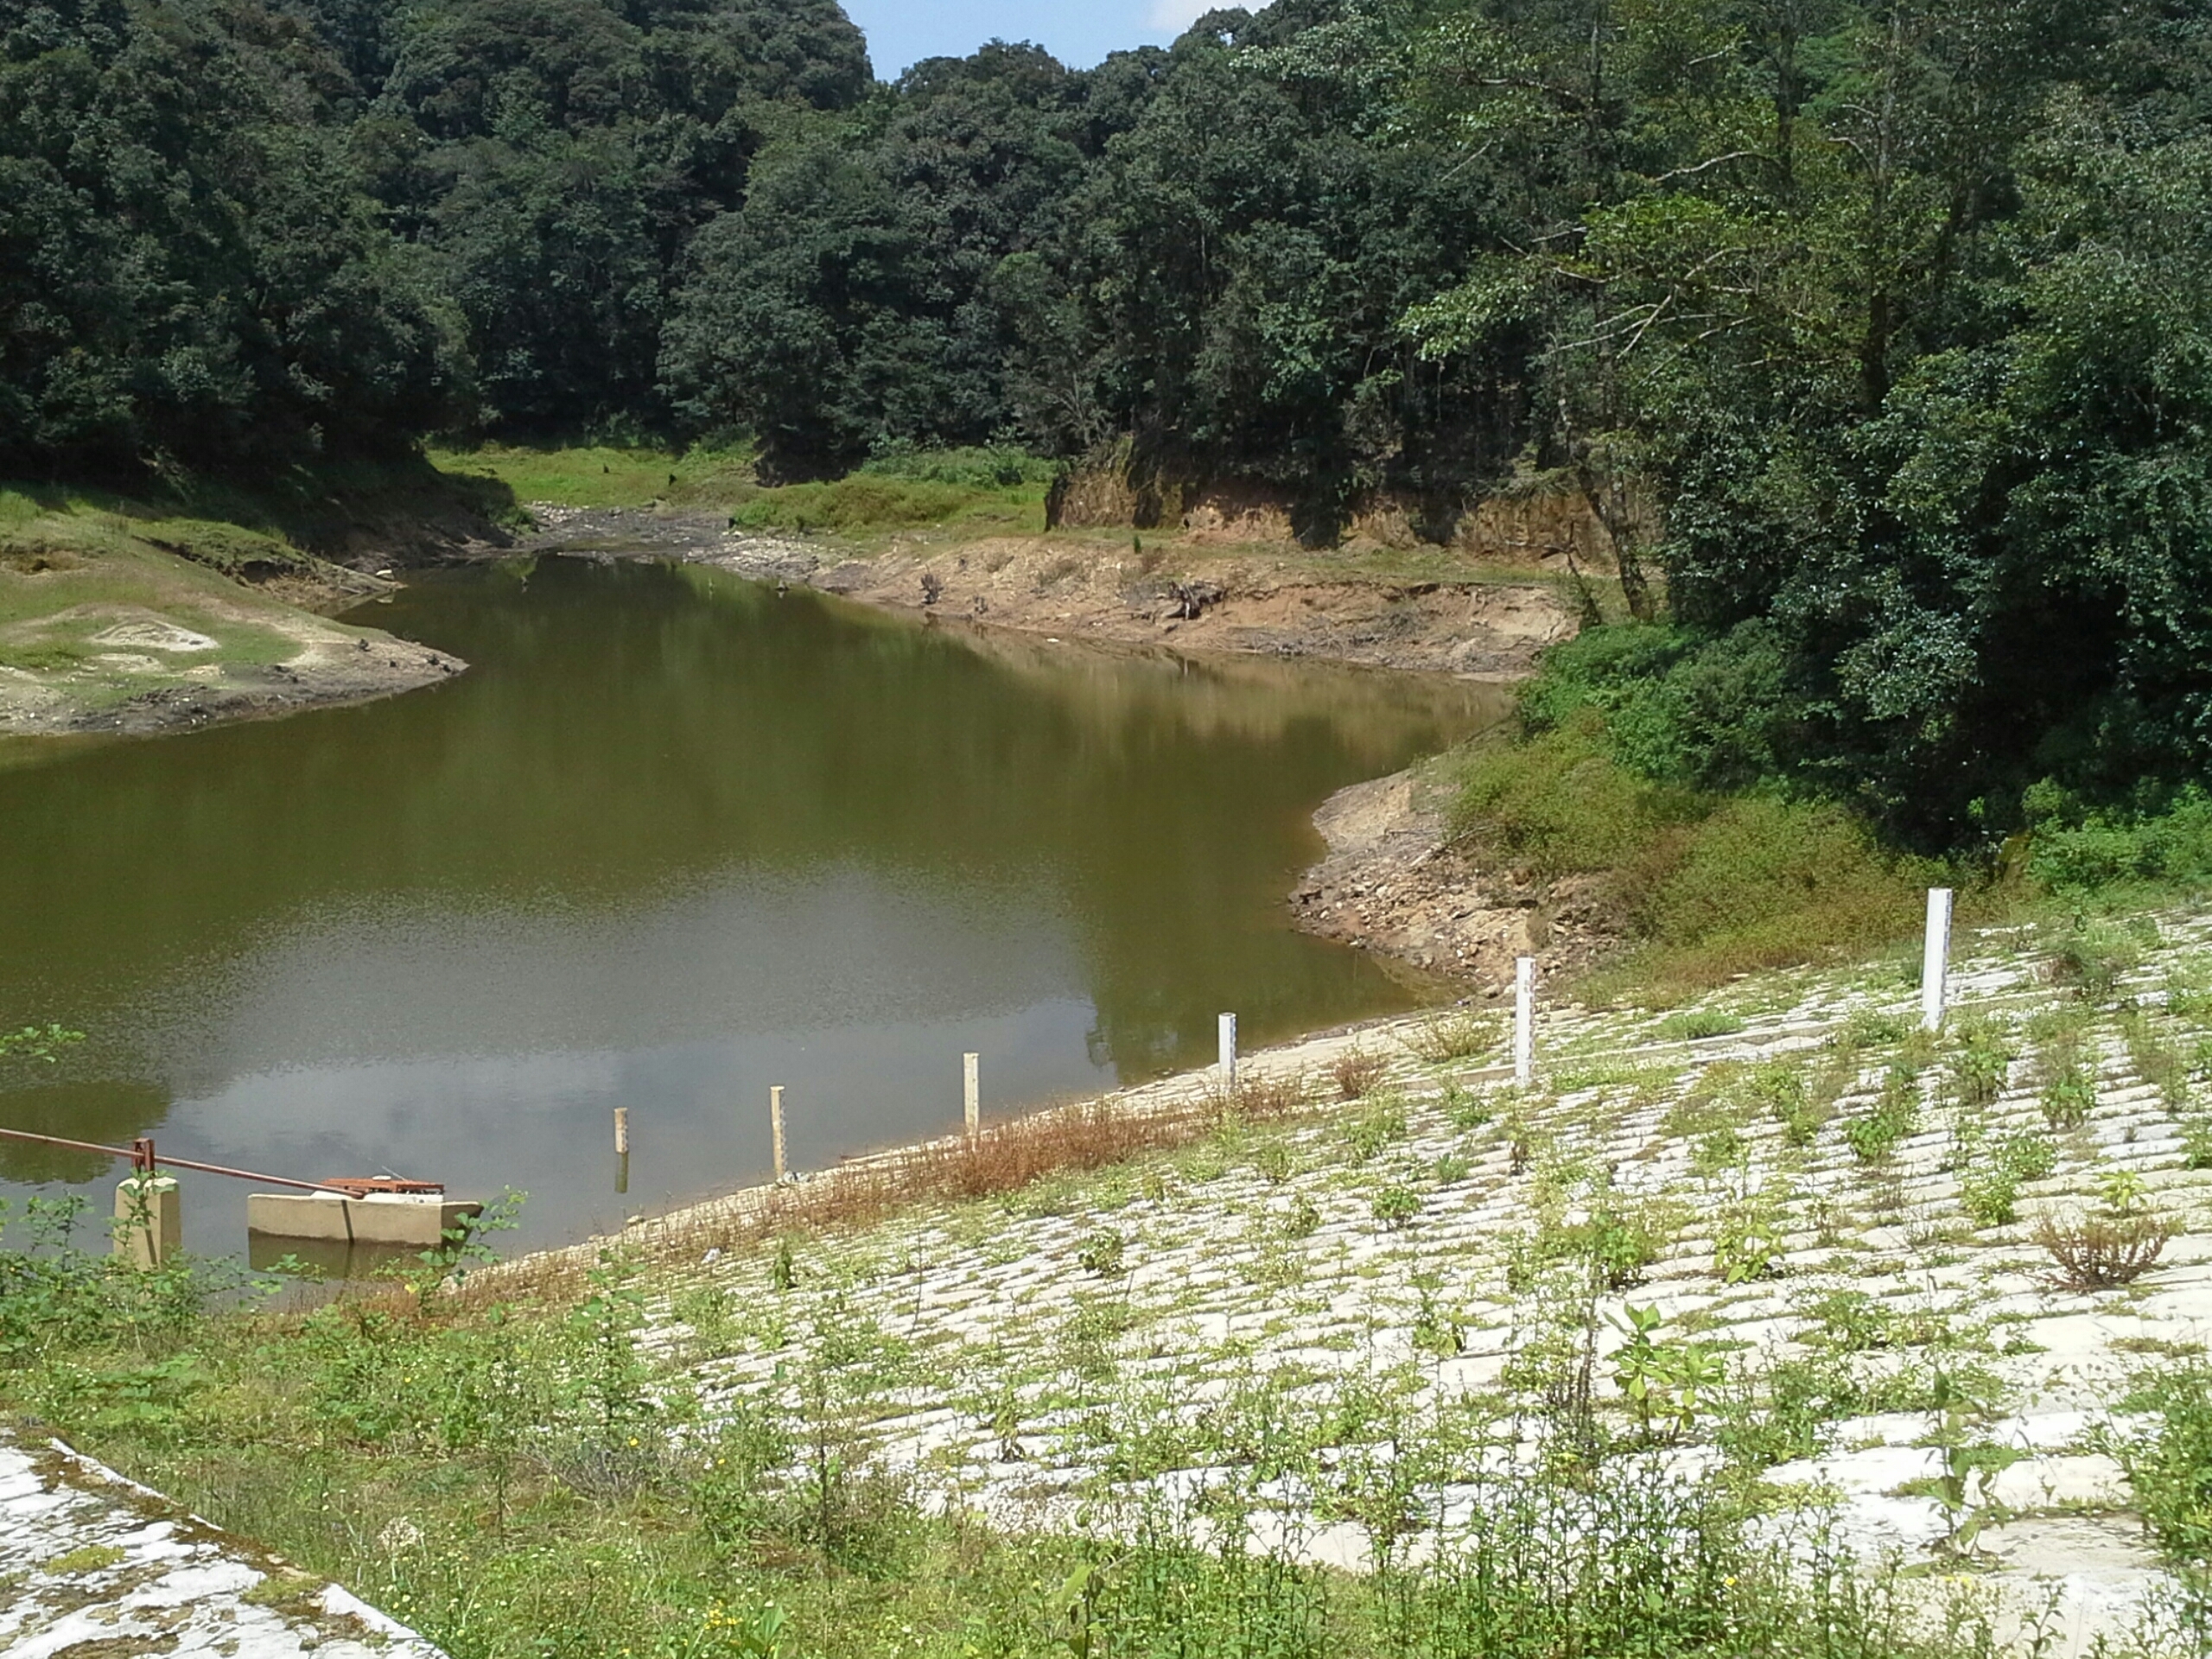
[{"left": 5, "top": 0, "right": 2211, "bottom": 849}]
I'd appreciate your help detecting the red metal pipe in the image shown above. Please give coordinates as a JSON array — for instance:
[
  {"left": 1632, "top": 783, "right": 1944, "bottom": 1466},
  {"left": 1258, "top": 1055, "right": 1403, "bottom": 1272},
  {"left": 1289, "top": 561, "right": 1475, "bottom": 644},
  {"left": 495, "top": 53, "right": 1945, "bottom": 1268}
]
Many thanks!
[{"left": 0, "top": 1125, "right": 375, "bottom": 1196}]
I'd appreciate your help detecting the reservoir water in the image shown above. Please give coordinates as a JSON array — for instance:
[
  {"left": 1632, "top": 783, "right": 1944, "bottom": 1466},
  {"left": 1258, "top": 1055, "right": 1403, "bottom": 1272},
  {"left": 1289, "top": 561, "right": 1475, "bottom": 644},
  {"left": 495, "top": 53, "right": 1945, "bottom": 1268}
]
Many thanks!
[{"left": 0, "top": 556, "right": 1505, "bottom": 1256}]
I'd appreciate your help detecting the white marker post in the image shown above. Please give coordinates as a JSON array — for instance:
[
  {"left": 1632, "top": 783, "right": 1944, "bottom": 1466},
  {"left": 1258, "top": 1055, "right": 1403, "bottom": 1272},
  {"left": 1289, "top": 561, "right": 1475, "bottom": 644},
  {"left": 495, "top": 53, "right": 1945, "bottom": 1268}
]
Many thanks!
[
  {"left": 770, "top": 1084, "right": 786, "bottom": 1182},
  {"left": 1921, "top": 887, "right": 1955, "bottom": 1033},
  {"left": 963, "top": 1052, "right": 981, "bottom": 1139},
  {"left": 613, "top": 1107, "right": 629, "bottom": 1155},
  {"left": 1218, "top": 1012, "right": 1238, "bottom": 1094},
  {"left": 1514, "top": 957, "right": 1536, "bottom": 1089}
]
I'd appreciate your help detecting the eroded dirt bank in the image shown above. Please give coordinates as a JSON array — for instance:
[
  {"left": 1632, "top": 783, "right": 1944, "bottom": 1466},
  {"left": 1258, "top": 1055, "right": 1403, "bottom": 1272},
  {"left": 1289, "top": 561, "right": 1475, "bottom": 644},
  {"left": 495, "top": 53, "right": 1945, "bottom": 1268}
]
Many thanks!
[
  {"left": 524, "top": 508, "right": 1579, "bottom": 679},
  {"left": 1288, "top": 764, "right": 1610, "bottom": 994}
]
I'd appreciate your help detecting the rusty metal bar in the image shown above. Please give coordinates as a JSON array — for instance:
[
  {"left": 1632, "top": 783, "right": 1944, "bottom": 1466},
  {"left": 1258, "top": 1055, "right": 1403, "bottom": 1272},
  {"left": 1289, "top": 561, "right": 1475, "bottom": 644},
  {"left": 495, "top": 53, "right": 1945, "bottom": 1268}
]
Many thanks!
[{"left": 0, "top": 1126, "right": 375, "bottom": 1196}]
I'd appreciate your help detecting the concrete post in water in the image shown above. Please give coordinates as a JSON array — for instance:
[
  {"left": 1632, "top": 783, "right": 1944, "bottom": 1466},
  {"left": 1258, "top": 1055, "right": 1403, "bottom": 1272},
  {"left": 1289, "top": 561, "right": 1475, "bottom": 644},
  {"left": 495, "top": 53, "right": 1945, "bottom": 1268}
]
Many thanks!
[
  {"left": 770, "top": 1084, "right": 786, "bottom": 1182},
  {"left": 113, "top": 1174, "right": 180, "bottom": 1269},
  {"left": 1513, "top": 957, "right": 1535, "bottom": 1089},
  {"left": 613, "top": 1108, "right": 629, "bottom": 1155},
  {"left": 1921, "top": 887, "right": 1955, "bottom": 1033},
  {"left": 963, "top": 1052, "right": 980, "bottom": 1139},
  {"left": 1218, "top": 1012, "right": 1238, "bottom": 1094}
]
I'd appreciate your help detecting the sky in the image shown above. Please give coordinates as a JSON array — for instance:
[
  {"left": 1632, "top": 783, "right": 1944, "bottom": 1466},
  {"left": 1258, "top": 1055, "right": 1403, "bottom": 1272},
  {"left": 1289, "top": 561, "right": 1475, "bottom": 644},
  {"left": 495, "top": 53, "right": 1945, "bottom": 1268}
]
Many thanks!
[{"left": 840, "top": 0, "right": 1223, "bottom": 79}]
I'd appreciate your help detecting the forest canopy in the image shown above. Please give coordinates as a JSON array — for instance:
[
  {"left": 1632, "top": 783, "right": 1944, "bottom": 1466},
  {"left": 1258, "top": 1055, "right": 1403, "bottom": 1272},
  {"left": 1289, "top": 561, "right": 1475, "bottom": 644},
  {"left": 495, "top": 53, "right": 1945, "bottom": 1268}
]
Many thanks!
[{"left": 3, "top": 0, "right": 2209, "bottom": 848}]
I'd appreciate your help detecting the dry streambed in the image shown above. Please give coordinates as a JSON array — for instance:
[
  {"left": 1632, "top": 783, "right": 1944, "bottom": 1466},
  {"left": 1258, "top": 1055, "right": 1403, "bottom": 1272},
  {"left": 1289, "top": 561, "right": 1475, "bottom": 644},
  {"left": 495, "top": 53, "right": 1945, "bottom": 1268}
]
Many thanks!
[{"left": 598, "top": 908, "right": 2212, "bottom": 1656}]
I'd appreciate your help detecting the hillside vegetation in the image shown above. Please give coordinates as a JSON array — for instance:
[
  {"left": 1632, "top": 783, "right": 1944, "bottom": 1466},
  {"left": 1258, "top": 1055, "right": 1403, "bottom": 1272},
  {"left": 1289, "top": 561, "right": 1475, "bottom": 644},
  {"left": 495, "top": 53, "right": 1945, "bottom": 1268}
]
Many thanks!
[{"left": 8, "top": 0, "right": 2208, "bottom": 857}]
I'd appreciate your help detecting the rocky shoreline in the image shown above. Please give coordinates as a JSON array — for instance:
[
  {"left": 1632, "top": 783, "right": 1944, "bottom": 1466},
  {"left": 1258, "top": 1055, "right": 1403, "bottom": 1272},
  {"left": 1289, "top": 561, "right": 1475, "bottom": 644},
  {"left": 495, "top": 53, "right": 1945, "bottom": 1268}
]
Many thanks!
[
  {"left": 518, "top": 505, "right": 1578, "bottom": 681},
  {"left": 1287, "top": 764, "right": 1610, "bottom": 995}
]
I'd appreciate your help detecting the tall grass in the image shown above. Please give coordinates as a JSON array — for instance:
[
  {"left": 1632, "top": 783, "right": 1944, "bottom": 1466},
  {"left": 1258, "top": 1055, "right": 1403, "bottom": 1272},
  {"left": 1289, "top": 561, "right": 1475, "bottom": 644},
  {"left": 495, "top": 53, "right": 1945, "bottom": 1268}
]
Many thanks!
[
  {"left": 469, "top": 1070, "right": 1318, "bottom": 1303},
  {"left": 429, "top": 441, "right": 1054, "bottom": 534},
  {"left": 1450, "top": 714, "right": 1937, "bottom": 1001}
]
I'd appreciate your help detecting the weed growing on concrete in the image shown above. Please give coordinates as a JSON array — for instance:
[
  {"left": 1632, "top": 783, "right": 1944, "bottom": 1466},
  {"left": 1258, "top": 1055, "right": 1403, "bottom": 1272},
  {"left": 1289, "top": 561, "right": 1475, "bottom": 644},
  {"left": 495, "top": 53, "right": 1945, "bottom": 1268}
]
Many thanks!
[
  {"left": 1331, "top": 1047, "right": 1389, "bottom": 1099},
  {"left": 1402, "top": 1009, "right": 1503, "bottom": 1064}
]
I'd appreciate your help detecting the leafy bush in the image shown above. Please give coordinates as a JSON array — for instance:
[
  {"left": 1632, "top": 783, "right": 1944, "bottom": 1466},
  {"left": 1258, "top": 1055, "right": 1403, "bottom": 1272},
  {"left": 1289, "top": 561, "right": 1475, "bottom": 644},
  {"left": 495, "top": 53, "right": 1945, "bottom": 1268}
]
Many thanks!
[
  {"left": 2047, "top": 915, "right": 2145, "bottom": 1001},
  {"left": 1441, "top": 1083, "right": 1494, "bottom": 1130},
  {"left": 1847, "top": 1073, "right": 1920, "bottom": 1162},
  {"left": 1958, "top": 1134, "right": 2056, "bottom": 1228},
  {"left": 1371, "top": 1185, "right": 1421, "bottom": 1229},
  {"left": 1946, "top": 1014, "right": 2016, "bottom": 1107},
  {"left": 1713, "top": 1203, "right": 1785, "bottom": 1285},
  {"left": 2110, "top": 1361, "right": 2212, "bottom": 1574},
  {"left": 2028, "top": 789, "right": 2212, "bottom": 897},
  {"left": 1076, "top": 1228, "right": 1127, "bottom": 1277},
  {"left": 1342, "top": 1095, "right": 1408, "bottom": 1160}
]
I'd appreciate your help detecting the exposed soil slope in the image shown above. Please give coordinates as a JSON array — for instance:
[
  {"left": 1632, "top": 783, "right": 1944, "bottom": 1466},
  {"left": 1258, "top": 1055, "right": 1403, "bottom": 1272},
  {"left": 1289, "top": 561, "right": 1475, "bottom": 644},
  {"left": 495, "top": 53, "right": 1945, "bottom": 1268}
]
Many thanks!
[
  {"left": 1289, "top": 763, "right": 1610, "bottom": 992},
  {"left": 523, "top": 507, "right": 1580, "bottom": 680}
]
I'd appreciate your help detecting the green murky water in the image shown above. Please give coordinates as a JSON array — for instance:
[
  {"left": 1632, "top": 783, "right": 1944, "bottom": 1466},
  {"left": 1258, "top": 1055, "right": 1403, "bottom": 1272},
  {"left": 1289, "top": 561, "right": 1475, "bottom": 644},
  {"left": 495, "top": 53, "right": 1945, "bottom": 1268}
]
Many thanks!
[{"left": 0, "top": 556, "right": 1504, "bottom": 1255}]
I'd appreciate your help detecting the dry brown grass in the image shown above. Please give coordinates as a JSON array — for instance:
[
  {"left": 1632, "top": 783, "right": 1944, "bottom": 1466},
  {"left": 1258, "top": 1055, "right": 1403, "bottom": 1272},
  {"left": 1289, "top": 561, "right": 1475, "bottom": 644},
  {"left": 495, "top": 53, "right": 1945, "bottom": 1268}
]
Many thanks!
[
  {"left": 1331, "top": 1047, "right": 1389, "bottom": 1100},
  {"left": 2033, "top": 1208, "right": 2173, "bottom": 1289},
  {"left": 459, "top": 1069, "right": 1316, "bottom": 1306}
]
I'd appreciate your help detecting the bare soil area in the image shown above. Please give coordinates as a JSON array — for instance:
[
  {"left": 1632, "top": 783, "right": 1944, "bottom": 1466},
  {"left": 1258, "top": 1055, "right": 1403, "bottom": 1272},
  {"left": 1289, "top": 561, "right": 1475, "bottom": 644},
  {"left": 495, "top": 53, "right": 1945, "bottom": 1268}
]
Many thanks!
[
  {"left": 1289, "top": 764, "right": 1612, "bottom": 995},
  {"left": 521, "top": 508, "right": 1579, "bottom": 680},
  {"left": 0, "top": 531, "right": 465, "bottom": 739}
]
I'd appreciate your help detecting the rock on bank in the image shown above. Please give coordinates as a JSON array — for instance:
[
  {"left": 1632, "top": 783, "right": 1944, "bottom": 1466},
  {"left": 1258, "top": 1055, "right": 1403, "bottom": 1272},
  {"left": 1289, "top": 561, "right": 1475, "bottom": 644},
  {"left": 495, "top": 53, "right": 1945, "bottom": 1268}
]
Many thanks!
[{"left": 1289, "top": 764, "right": 1610, "bottom": 990}]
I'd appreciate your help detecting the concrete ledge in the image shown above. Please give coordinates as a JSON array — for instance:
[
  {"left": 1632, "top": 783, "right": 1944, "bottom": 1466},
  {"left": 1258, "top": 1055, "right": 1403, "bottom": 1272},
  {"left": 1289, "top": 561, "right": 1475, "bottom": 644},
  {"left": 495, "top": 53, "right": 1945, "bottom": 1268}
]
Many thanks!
[{"left": 247, "top": 1192, "right": 482, "bottom": 1248}]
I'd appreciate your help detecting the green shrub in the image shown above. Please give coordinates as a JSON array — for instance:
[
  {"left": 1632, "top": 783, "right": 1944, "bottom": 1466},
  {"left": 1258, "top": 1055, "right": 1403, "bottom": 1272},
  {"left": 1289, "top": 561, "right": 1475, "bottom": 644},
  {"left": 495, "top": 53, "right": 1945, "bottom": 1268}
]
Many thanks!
[
  {"left": 1750, "top": 1061, "right": 1826, "bottom": 1146},
  {"left": 1076, "top": 1228, "right": 1127, "bottom": 1277},
  {"left": 1452, "top": 714, "right": 1936, "bottom": 999},
  {"left": 1713, "top": 1203, "right": 1785, "bottom": 1284},
  {"left": 1342, "top": 1095, "right": 1408, "bottom": 1159},
  {"left": 2112, "top": 1361, "right": 2212, "bottom": 1573},
  {"left": 1946, "top": 1014, "right": 2016, "bottom": 1107},
  {"left": 1371, "top": 1185, "right": 1421, "bottom": 1229},
  {"left": 1441, "top": 1083, "right": 1494, "bottom": 1130},
  {"left": 2032, "top": 1013, "right": 2098, "bottom": 1129},
  {"left": 2047, "top": 915, "right": 2144, "bottom": 1001},
  {"left": 1654, "top": 1008, "right": 1745, "bottom": 1041},
  {"left": 2029, "top": 788, "right": 2212, "bottom": 897},
  {"left": 728, "top": 475, "right": 983, "bottom": 531},
  {"left": 1958, "top": 1133, "right": 2056, "bottom": 1227},
  {"left": 2183, "top": 1119, "right": 2212, "bottom": 1171}
]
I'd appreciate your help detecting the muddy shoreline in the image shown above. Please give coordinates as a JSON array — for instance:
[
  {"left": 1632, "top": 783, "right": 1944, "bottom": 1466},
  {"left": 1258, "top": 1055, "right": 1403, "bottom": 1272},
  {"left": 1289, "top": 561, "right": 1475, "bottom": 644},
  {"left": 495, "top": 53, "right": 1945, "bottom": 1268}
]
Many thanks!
[{"left": 517, "top": 506, "right": 1578, "bottom": 681}]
